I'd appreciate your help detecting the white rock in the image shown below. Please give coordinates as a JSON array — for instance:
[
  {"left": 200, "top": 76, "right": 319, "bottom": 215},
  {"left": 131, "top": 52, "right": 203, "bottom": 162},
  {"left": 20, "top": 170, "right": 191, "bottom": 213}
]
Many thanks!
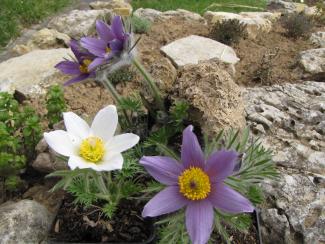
[
  {"left": 133, "top": 8, "right": 162, "bottom": 22},
  {"left": 310, "top": 32, "right": 325, "bottom": 48},
  {"left": 267, "top": 0, "right": 307, "bottom": 13},
  {"left": 240, "top": 11, "right": 281, "bottom": 22},
  {"left": 90, "top": 0, "right": 132, "bottom": 10},
  {"left": 48, "top": 9, "right": 112, "bottom": 38},
  {"left": 0, "top": 48, "right": 72, "bottom": 95},
  {"left": 299, "top": 48, "right": 325, "bottom": 75},
  {"left": 303, "top": 6, "right": 318, "bottom": 16},
  {"left": 161, "top": 35, "right": 239, "bottom": 68},
  {"left": 203, "top": 11, "right": 273, "bottom": 39}
]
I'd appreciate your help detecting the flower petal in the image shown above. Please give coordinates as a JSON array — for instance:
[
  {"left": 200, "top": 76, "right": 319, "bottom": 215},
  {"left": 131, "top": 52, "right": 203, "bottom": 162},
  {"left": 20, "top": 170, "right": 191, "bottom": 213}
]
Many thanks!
[
  {"left": 81, "top": 37, "right": 107, "bottom": 57},
  {"left": 90, "top": 105, "right": 117, "bottom": 142},
  {"left": 109, "top": 39, "right": 123, "bottom": 52},
  {"left": 88, "top": 57, "right": 106, "bottom": 71},
  {"left": 142, "top": 186, "right": 188, "bottom": 217},
  {"left": 64, "top": 73, "right": 90, "bottom": 86},
  {"left": 186, "top": 200, "right": 214, "bottom": 244},
  {"left": 44, "top": 130, "right": 77, "bottom": 157},
  {"left": 181, "top": 125, "right": 205, "bottom": 169},
  {"left": 55, "top": 61, "right": 81, "bottom": 75},
  {"left": 205, "top": 149, "right": 238, "bottom": 183},
  {"left": 96, "top": 20, "right": 115, "bottom": 42},
  {"left": 209, "top": 183, "right": 254, "bottom": 213},
  {"left": 111, "top": 16, "right": 125, "bottom": 40},
  {"left": 140, "top": 156, "right": 183, "bottom": 185},
  {"left": 69, "top": 39, "right": 83, "bottom": 60},
  {"left": 105, "top": 133, "right": 139, "bottom": 154},
  {"left": 95, "top": 153, "right": 123, "bottom": 171},
  {"left": 63, "top": 112, "right": 90, "bottom": 140}
]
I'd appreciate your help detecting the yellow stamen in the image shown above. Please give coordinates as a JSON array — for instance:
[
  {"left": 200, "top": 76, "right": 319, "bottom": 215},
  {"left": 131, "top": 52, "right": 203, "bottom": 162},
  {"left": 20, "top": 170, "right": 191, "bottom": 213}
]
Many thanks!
[
  {"left": 106, "top": 47, "right": 111, "bottom": 53},
  {"left": 79, "top": 137, "right": 105, "bottom": 163},
  {"left": 79, "top": 59, "right": 92, "bottom": 73},
  {"left": 178, "top": 167, "right": 211, "bottom": 201}
]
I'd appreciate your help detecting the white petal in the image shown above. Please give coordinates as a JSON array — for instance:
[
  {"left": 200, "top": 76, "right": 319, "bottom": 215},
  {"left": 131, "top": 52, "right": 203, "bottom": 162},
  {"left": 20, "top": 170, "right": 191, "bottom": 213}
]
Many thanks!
[
  {"left": 94, "top": 153, "right": 123, "bottom": 171},
  {"left": 105, "top": 133, "right": 139, "bottom": 154},
  {"left": 90, "top": 105, "right": 118, "bottom": 142},
  {"left": 68, "top": 155, "right": 95, "bottom": 170},
  {"left": 44, "top": 131, "right": 77, "bottom": 157},
  {"left": 63, "top": 112, "right": 90, "bottom": 140}
]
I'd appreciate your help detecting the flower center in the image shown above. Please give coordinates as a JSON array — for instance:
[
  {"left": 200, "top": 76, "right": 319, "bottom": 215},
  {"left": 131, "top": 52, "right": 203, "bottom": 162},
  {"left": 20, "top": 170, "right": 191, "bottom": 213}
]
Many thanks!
[
  {"left": 178, "top": 167, "right": 211, "bottom": 201},
  {"left": 79, "top": 136, "right": 105, "bottom": 163},
  {"left": 106, "top": 47, "right": 111, "bottom": 53},
  {"left": 79, "top": 59, "right": 92, "bottom": 73}
]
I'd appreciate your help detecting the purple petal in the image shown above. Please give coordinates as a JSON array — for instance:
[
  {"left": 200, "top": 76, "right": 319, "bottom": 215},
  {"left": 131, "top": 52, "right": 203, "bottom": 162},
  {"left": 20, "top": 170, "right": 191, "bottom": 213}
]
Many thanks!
[
  {"left": 96, "top": 20, "right": 115, "bottom": 42},
  {"left": 55, "top": 61, "right": 81, "bottom": 75},
  {"left": 111, "top": 16, "right": 125, "bottom": 40},
  {"left": 109, "top": 39, "right": 123, "bottom": 52},
  {"left": 142, "top": 186, "right": 188, "bottom": 217},
  {"left": 205, "top": 150, "right": 238, "bottom": 183},
  {"left": 181, "top": 125, "right": 205, "bottom": 169},
  {"left": 140, "top": 156, "right": 183, "bottom": 185},
  {"left": 81, "top": 37, "right": 107, "bottom": 57},
  {"left": 186, "top": 200, "right": 214, "bottom": 244},
  {"left": 69, "top": 39, "right": 83, "bottom": 60},
  {"left": 88, "top": 57, "right": 106, "bottom": 71},
  {"left": 64, "top": 74, "right": 90, "bottom": 86},
  {"left": 209, "top": 183, "right": 254, "bottom": 213}
]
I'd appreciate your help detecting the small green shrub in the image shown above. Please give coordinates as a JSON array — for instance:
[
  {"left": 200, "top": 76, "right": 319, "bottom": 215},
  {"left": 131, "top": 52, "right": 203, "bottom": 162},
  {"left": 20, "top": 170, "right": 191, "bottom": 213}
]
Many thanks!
[
  {"left": 131, "top": 15, "right": 151, "bottom": 34},
  {"left": 46, "top": 84, "right": 66, "bottom": 128},
  {"left": 315, "top": 0, "right": 325, "bottom": 24},
  {"left": 0, "top": 92, "right": 42, "bottom": 192},
  {"left": 281, "top": 13, "right": 314, "bottom": 39},
  {"left": 210, "top": 19, "right": 247, "bottom": 46},
  {"left": 108, "top": 67, "right": 136, "bottom": 85}
]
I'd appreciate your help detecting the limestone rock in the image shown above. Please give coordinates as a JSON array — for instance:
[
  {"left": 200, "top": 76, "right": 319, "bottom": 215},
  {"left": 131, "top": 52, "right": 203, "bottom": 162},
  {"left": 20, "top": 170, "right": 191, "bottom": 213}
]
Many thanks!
[
  {"left": 133, "top": 8, "right": 205, "bottom": 23},
  {"left": 299, "top": 48, "right": 325, "bottom": 75},
  {"left": 89, "top": 0, "right": 132, "bottom": 16},
  {"left": 260, "top": 172, "right": 325, "bottom": 243},
  {"left": 310, "top": 32, "right": 325, "bottom": 48},
  {"left": 0, "top": 200, "right": 54, "bottom": 243},
  {"left": 267, "top": 0, "right": 307, "bottom": 13},
  {"left": 304, "top": 6, "right": 319, "bottom": 16},
  {"left": 174, "top": 59, "right": 245, "bottom": 135},
  {"left": 161, "top": 35, "right": 239, "bottom": 68},
  {"left": 0, "top": 49, "right": 72, "bottom": 96},
  {"left": 12, "top": 28, "right": 70, "bottom": 55},
  {"left": 203, "top": 11, "right": 274, "bottom": 39},
  {"left": 48, "top": 9, "right": 112, "bottom": 38},
  {"left": 244, "top": 81, "right": 325, "bottom": 174}
]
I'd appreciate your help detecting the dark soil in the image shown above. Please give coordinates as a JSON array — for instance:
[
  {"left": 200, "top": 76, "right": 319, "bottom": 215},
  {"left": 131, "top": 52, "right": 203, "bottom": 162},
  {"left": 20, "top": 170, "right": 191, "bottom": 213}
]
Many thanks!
[{"left": 49, "top": 195, "right": 154, "bottom": 243}]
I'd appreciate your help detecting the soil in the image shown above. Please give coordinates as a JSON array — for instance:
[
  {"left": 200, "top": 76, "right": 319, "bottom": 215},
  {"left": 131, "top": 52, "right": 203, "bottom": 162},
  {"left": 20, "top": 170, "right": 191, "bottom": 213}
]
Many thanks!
[{"left": 49, "top": 194, "right": 154, "bottom": 243}]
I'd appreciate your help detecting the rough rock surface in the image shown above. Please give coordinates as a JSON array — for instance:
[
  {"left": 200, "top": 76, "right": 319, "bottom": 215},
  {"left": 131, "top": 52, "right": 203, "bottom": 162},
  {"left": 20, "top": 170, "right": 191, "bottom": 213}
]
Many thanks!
[
  {"left": 203, "top": 11, "right": 277, "bottom": 39},
  {"left": 310, "top": 32, "right": 325, "bottom": 48},
  {"left": 0, "top": 48, "right": 72, "bottom": 95},
  {"left": 89, "top": 0, "right": 133, "bottom": 13},
  {"left": 174, "top": 59, "right": 245, "bottom": 134},
  {"left": 133, "top": 8, "right": 204, "bottom": 23},
  {"left": 244, "top": 81, "right": 325, "bottom": 243},
  {"left": 267, "top": 0, "right": 307, "bottom": 13},
  {"left": 48, "top": 9, "right": 111, "bottom": 38},
  {"left": 12, "top": 28, "right": 70, "bottom": 55},
  {"left": 0, "top": 200, "right": 54, "bottom": 243},
  {"left": 299, "top": 48, "right": 325, "bottom": 75},
  {"left": 161, "top": 35, "right": 240, "bottom": 68}
]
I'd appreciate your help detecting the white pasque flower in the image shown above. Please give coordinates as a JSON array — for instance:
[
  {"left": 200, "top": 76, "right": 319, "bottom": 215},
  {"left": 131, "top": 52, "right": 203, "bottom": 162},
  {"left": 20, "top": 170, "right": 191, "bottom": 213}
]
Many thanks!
[{"left": 44, "top": 105, "right": 139, "bottom": 171}]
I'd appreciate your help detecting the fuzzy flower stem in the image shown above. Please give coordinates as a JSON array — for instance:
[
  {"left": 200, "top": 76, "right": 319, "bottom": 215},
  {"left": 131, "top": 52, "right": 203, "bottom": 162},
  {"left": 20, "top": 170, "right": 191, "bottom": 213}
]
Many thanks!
[
  {"left": 132, "top": 58, "right": 165, "bottom": 111},
  {"left": 100, "top": 77, "right": 131, "bottom": 127}
]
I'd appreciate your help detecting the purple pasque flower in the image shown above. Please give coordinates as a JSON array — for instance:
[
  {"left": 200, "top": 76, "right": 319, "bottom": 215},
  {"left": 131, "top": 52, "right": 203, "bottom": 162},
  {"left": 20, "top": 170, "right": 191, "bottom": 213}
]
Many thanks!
[
  {"left": 140, "top": 125, "right": 254, "bottom": 244},
  {"left": 80, "top": 16, "right": 130, "bottom": 71},
  {"left": 55, "top": 40, "right": 96, "bottom": 85}
]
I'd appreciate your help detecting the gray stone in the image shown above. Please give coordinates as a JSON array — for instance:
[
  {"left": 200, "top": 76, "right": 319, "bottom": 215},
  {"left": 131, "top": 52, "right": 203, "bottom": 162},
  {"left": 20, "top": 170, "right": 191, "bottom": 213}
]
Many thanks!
[
  {"left": 0, "top": 49, "right": 72, "bottom": 96},
  {"left": 48, "top": 9, "right": 112, "bottom": 38},
  {"left": 299, "top": 48, "right": 325, "bottom": 75},
  {"left": 35, "top": 138, "right": 49, "bottom": 153},
  {"left": 0, "top": 200, "right": 53, "bottom": 243},
  {"left": 89, "top": 0, "right": 132, "bottom": 13},
  {"left": 267, "top": 0, "right": 307, "bottom": 13},
  {"left": 310, "top": 32, "right": 325, "bottom": 48},
  {"left": 161, "top": 35, "right": 239, "bottom": 68}
]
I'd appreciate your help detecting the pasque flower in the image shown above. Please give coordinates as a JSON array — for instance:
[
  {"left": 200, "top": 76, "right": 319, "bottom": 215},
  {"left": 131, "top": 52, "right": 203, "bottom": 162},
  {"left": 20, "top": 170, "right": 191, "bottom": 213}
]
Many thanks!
[
  {"left": 55, "top": 40, "right": 96, "bottom": 85},
  {"left": 140, "top": 126, "right": 254, "bottom": 244},
  {"left": 44, "top": 105, "right": 139, "bottom": 171},
  {"left": 81, "top": 16, "right": 131, "bottom": 71}
]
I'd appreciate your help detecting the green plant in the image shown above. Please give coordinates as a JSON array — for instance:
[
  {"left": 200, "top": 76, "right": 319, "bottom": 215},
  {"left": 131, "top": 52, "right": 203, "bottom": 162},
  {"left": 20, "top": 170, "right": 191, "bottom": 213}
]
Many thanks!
[
  {"left": 0, "top": 92, "right": 42, "bottom": 192},
  {"left": 46, "top": 84, "right": 66, "bottom": 128},
  {"left": 210, "top": 19, "right": 247, "bottom": 46},
  {"left": 131, "top": 15, "right": 151, "bottom": 34},
  {"left": 107, "top": 67, "right": 136, "bottom": 85},
  {"left": 281, "top": 13, "right": 314, "bottom": 39},
  {"left": 315, "top": 0, "right": 325, "bottom": 24}
]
